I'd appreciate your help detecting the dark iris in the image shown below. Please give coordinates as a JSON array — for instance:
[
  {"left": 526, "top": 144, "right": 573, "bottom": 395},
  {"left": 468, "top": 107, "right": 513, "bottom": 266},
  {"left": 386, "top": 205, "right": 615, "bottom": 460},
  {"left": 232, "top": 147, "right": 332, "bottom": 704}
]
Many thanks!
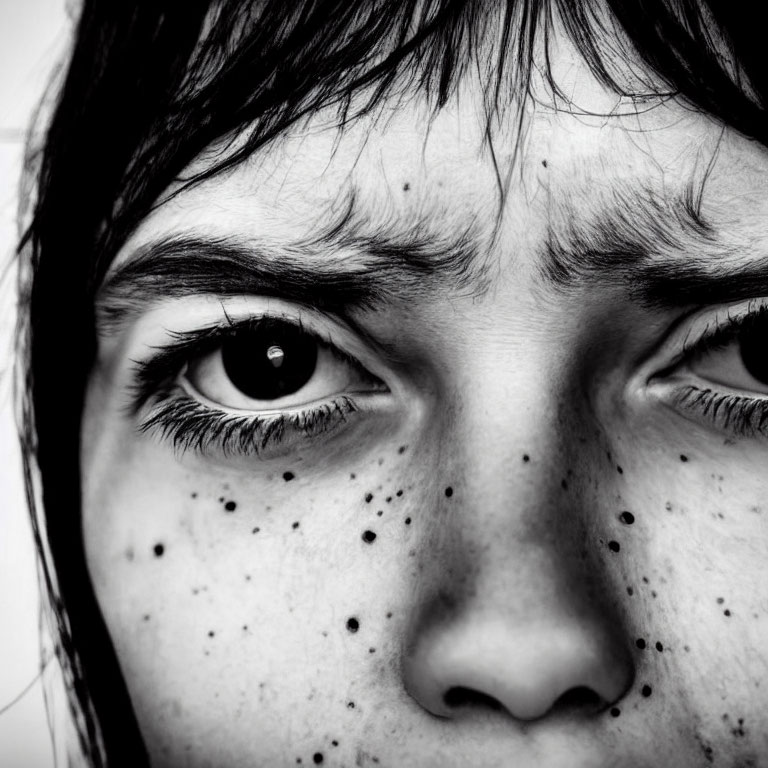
[
  {"left": 740, "top": 320, "right": 768, "bottom": 385},
  {"left": 221, "top": 321, "right": 318, "bottom": 400}
]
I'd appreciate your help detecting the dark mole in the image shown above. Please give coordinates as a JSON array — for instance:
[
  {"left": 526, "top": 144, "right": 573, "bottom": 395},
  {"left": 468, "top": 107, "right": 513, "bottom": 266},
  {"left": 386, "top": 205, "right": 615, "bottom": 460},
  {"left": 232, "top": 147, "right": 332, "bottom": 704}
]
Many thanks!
[
  {"left": 619, "top": 511, "right": 635, "bottom": 525},
  {"left": 283, "top": 471, "right": 295, "bottom": 482},
  {"left": 561, "top": 479, "right": 568, "bottom": 491},
  {"left": 208, "top": 630, "right": 215, "bottom": 638},
  {"left": 347, "top": 701, "right": 355, "bottom": 708},
  {"left": 680, "top": 454, "right": 689, "bottom": 462},
  {"left": 313, "top": 753, "right": 324, "bottom": 764},
  {"left": 402, "top": 182, "right": 410, "bottom": 191},
  {"left": 377, "top": 510, "right": 383, "bottom": 517},
  {"left": 252, "top": 527, "right": 260, "bottom": 534},
  {"left": 616, "top": 465, "right": 623, "bottom": 474},
  {"left": 362, "top": 530, "right": 377, "bottom": 543},
  {"left": 346, "top": 617, "right": 360, "bottom": 633},
  {"left": 610, "top": 707, "right": 621, "bottom": 717},
  {"left": 724, "top": 609, "right": 731, "bottom": 616},
  {"left": 445, "top": 486, "right": 453, "bottom": 498},
  {"left": 386, "top": 612, "right": 393, "bottom": 619},
  {"left": 368, "top": 647, "right": 376, "bottom": 654},
  {"left": 398, "top": 445, "right": 407, "bottom": 454},
  {"left": 224, "top": 500, "right": 237, "bottom": 512},
  {"left": 332, "top": 740, "right": 339, "bottom": 747},
  {"left": 626, "top": 586, "right": 634, "bottom": 596},
  {"left": 396, "top": 490, "right": 403, "bottom": 497},
  {"left": 608, "top": 540, "right": 621, "bottom": 553},
  {"left": 404, "top": 517, "right": 412, "bottom": 525},
  {"left": 655, "top": 641, "right": 664, "bottom": 652},
  {"left": 522, "top": 454, "right": 530, "bottom": 463},
  {"left": 153, "top": 543, "right": 165, "bottom": 558},
  {"left": 641, "top": 684, "right": 652, "bottom": 697},
  {"left": 350, "top": 473, "right": 356, "bottom": 480},
  {"left": 636, "top": 638, "right": 646, "bottom": 649},
  {"left": 292, "top": 521, "right": 300, "bottom": 530},
  {"left": 541, "top": 159, "right": 547, "bottom": 167},
  {"left": 365, "top": 493, "right": 374, "bottom": 503},
  {"left": 386, "top": 496, "right": 392, "bottom": 503}
]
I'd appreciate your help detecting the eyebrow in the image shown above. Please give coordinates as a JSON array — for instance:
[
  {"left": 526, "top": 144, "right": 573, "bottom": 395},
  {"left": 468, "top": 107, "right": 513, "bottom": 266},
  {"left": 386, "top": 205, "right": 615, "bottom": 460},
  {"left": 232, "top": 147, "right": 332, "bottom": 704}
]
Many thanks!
[
  {"left": 97, "top": 181, "right": 768, "bottom": 333},
  {"left": 543, "top": 181, "right": 768, "bottom": 308},
  {"left": 96, "top": 212, "right": 487, "bottom": 332}
]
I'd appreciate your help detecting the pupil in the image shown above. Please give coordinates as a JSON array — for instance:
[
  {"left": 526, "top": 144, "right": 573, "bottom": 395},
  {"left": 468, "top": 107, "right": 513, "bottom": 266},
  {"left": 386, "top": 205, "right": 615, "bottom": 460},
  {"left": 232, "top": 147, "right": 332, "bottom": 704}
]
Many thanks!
[
  {"left": 222, "top": 322, "right": 318, "bottom": 400},
  {"left": 740, "top": 321, "right": 768, "bottom": 385}
]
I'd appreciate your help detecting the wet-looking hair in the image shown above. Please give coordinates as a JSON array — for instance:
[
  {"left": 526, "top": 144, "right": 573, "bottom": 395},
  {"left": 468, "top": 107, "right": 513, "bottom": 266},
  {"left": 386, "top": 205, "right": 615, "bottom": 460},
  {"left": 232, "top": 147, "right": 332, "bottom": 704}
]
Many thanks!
[{"left": 16, "top": 1, "right": 768, "bottom": 765}]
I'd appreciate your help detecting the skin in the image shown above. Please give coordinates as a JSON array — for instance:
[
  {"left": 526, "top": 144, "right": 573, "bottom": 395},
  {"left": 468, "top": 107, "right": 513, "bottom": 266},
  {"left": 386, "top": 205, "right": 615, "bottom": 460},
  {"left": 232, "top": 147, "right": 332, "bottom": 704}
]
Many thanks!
[{"left": 81, "top": 27, "right": 768, "bottom": 768}]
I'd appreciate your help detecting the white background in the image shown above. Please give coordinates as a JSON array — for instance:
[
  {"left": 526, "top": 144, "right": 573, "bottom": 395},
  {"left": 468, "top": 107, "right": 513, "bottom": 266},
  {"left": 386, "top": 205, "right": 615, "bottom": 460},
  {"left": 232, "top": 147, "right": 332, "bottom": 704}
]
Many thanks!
[{"left": 1, "top": 1, "right": 70, "bottom": 765}]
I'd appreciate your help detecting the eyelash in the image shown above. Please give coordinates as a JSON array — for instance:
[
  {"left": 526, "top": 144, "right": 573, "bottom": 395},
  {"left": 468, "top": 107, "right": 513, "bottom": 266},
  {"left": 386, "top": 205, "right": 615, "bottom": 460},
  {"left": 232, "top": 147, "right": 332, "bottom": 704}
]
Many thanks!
[
  {"left": 130, "top": 318, "right": 366, "bottom": 456},
  {"left": 666, "top": 302, "right": 768, "bottom": 438}
]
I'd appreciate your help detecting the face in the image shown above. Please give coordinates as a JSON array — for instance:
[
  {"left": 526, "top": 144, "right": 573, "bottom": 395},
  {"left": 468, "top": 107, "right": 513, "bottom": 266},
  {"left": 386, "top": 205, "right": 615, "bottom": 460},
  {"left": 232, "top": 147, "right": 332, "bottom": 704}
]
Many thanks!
[{"left": 80, "top": 27, "right": 768, "bottom": 768}]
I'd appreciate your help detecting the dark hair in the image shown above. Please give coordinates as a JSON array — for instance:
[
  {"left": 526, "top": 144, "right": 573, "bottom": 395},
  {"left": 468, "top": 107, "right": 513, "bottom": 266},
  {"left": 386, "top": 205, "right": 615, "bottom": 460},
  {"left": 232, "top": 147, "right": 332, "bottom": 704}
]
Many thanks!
[{"left": 17, "top": 1, "right": 768, "bottom": 765}]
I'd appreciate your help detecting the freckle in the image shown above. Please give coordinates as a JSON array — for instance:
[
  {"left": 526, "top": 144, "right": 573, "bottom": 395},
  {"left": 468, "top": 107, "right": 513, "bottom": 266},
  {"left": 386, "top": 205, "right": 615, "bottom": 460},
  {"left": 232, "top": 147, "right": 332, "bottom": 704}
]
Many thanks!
[
  {"left": 636, "top": 638, "right": 646, "bottom": 649},
  {"left": 224, "top": 500, "right": 237, "bottom": 512},
  {"left": 651, "top": 590, "right": 657, "bottom": 598},
  {"left": 561, "top": 479, "right": 568, "bottom": 490},
  {"left": 378, "top": 458, "right": 384, "bottom": 466},
  {"left": 252, "top": 527, "right": 260, "bottom": 534},
  {"left": 655, "top": 641, "right": 664, "bottom": 652},
  {"left": 396, "top": 490, "right": 403, "bottom": 497},
  {"left": 386, "top": 612, "right": 392, "bottom": 619},
  {"left": 362, "top": 530, "right": 377, "bottom": 543},
  {"left": 292, "top": 521, "right": 300, "bottom": 530},
  {"left": 665, "top": 501, "right": 673, "bottom": 511},
  {"left": 245, "top": 574, "right": 251, "bottom": 581},
  {"left": 332, "top": 740, "right": 339, "bottom": 747},
  {"left": 641, "top": 684, "right": 652, "bottom": 697},
  {"left": 627, "top": 586, "right": 634, "bottom": 596},
  {"left": 368, "top": 647, "right": 376, "bottom": 653},
  {"left": 724, "top": 609, "right": 731, "bottom": 616},
  {"left": 684, "top": 645, "right": 690, "bottom": 652},
  {"left": 142, "top": 614, "right": 150, "bottom": 622},
  {"left": 365, "top": 493, "right": 373, "bottom": 503},
  {"left": 208, "top": 630, "right": 215, "bottom": 638},
  {"left": 125, "top": 547, "right": 135, "bottom": 562},
  {"left": 522, "top": 454, "right": 530, "bottom": 463},
  {"left": 404, "top": 517, "right": 412, "bottom": 525},
  {"left": 347, "top": 701, "right": 355, "bottom": 708},
  {"left": 398, "top": 445, "right": 407, "bottom": 454},
  {"left": 153, "top": 543, "right": 165, "bottom": 558},
  {"left": 402, "top": 182, "right": 410, "bottom": 191},
  {"left": 346, "top": 617, "right": 359, "bottom": 633},
  {"left": 376, "top": 510, "right": 383, "bottom": 517},
  {"left": 190, "top": 492, "right": 197, "bottom": 499},
  {"left": 680, "top": 454, "right": 688, "bottom": 462},
  {"left": 313, "top": 752, "right": 324, "bottom": 764},
  {"left": 350, "top": 473, "right": 356, "bottom": 480},
  {"left": 243, "top": 625, "right": 248, "bottom": 631},
  {"left": 386, "top": 496, "right": 392, "bottom": 503},
  {"left": 608, "top": 540, "right": 620, "bottom": 552},
  {"left": 717, "top": 597, "right": 725, "bottom": 604},
  {"left": 610, "top": 707, "right": 621, "bottom": 717},
  {"left": 541, "top": 159, "right": 547, "bottom": 168},
  {"left": 616, "top": 465, "right": 623, "bottom": 474},
  {"left": 642, "top": 576, "right": 649, "bottom": 584},
  {"left": 619, "top": 511, "right": 635, "bottom": 525},
  {"left": 444, "top": 486, "right": 453, "bottom": 498},
  {"left": 283, "top": 471, "right": 295, "bottom": 482}
]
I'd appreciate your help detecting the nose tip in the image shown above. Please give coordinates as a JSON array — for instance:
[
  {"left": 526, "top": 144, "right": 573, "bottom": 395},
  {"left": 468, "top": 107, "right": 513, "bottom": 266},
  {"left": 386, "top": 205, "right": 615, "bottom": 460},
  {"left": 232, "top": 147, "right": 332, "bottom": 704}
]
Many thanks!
[{"left": 403, "top": 619, "right": 634, "bottom": 722}]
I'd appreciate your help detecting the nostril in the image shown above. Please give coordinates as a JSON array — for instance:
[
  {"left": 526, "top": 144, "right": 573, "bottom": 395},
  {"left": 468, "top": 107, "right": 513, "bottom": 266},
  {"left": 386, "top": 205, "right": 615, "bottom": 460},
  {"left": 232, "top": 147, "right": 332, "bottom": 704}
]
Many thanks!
[
  {"left": 443, "top": 686, "right": 504, "bottom": 711},
  {"left": 550, "top": 686, "right": 603, "bottom": 715}
]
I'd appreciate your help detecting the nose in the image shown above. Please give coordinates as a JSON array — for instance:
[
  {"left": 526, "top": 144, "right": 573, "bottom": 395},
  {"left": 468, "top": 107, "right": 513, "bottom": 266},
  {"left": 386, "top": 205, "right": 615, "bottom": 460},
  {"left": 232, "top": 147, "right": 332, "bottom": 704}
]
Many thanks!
[{"left": 403, "top": 610, "right": 633, "bottom": 721}]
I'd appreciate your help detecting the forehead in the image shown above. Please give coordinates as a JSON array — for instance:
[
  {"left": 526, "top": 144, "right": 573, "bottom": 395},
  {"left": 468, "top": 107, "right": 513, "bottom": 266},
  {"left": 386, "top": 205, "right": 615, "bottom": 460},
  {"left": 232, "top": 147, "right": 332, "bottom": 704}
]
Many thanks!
[{"left": 114, "top": 43, "right": 768, "bottom": 281}]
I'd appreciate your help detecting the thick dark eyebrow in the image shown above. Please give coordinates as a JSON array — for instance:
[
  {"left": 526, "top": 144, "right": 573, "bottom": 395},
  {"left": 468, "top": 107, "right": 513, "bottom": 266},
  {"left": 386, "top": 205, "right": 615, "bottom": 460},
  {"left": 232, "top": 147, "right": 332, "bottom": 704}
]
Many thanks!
[
  {"left": 542, "top": 181, "right": 768, "bottom": 308},
  {"left": 96, "top": 218, "right": 487, "bottom": 333}
]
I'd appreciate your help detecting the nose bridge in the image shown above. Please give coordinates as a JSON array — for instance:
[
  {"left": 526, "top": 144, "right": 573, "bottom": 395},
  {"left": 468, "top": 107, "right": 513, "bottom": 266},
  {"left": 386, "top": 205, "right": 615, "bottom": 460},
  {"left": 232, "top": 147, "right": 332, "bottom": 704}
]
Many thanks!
[{"left": 401, "top": 364, "right": 635, "bottom": 723}]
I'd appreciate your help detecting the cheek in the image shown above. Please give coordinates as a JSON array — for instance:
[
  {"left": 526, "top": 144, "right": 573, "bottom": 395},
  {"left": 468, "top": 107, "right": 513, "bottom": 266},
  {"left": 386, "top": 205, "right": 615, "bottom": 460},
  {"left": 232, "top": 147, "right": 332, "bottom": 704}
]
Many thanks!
[{"left": 82, "top": 437, "right": 424, "bottom": 758}]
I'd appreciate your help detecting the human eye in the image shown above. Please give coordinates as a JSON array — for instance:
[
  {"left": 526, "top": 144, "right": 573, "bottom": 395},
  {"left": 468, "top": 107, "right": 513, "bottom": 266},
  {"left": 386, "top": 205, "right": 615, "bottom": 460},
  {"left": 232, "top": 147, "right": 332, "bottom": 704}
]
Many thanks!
[
  {"left": 129, "top": 312, "right": 389, "bottom": 456},
  {"left": 647, "top": 299, "right": 768, "bottom": 438}
]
